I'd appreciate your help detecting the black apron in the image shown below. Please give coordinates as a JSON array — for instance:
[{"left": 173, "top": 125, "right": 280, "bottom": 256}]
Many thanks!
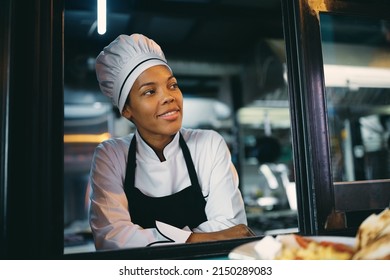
[{"left": 123, "top": 133, "right": 207, "bottom": 229}]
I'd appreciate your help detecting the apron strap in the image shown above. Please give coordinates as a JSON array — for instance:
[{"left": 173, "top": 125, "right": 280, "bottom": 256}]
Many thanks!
[
  {"left": 123, "top": 131, "right": 207, "bottom": 229},
  {"left": 178, "top": 133, "right": 201, "bottom": 190},
  {"left": 123, "top": 135, "right": 137, "bottom": 203},
  {"left": 125, "top": 132, "right": 202, "bottom": 190}
]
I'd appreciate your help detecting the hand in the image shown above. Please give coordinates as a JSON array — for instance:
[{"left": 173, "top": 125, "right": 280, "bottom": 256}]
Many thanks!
[{"left": 186, "top": 224, "right": 255, "bottom": 243}]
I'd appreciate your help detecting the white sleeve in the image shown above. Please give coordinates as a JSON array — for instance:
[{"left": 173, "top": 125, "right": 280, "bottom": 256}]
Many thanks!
[
  {"left": 193, "top": 132, "right": 247, "bottom": 232},
  {"left": 88, "top": 141, "right": 169, "bottom": 249}
]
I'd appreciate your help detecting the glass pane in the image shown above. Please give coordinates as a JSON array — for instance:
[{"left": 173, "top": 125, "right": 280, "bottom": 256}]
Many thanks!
[
  {"left": 63, "top": 1, "right": 297, "bottom": 254},
  {"left": 238, "top": 101, "right": 298, "bottom": 235},
  {"left": 320, "top": 13, "right": 390, "bottom": 183}
]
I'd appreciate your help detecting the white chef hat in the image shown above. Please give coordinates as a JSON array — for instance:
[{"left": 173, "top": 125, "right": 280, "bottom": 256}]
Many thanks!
[{"left": 95, "top": 34, "right": 171, "bottom": 112}]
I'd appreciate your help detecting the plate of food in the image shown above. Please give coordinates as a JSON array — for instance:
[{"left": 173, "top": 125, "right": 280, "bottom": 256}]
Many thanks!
[{"left": 229, "top": 208, "right": 390, "bottom": 260}]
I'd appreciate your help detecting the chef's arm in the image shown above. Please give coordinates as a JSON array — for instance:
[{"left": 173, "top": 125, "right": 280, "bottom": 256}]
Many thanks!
[{"left": 186, "top": 224, "right": 255, "bottom": 243}]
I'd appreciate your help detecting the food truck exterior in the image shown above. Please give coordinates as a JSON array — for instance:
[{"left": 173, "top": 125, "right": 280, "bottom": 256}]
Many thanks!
[{"left": 1, "top": 0, "right": 389, "bottom": 259}]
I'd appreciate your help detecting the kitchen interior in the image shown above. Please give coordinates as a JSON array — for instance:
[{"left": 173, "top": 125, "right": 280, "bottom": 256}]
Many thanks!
[{"left": 62, "top": 0, "right": 390, "bottom": 254}]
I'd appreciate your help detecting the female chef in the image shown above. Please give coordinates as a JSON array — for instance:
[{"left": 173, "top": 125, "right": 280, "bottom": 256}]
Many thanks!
[{"left": 90, "top": 33, "right": 254, "bottom": 250}]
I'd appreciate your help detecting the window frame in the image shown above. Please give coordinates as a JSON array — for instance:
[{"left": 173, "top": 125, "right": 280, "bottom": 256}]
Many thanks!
[
  {"left": 282, "top": 0, "right": 390, "bottom": 236},
  {"left": 2, "top": 0, "right": 389, "bottom": 259}
]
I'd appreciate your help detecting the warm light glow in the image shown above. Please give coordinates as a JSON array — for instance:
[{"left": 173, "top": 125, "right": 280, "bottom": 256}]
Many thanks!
[
  {"left": 97, "top": 0, "right": 106, "bottom": 35},
  {"left": 64, "top": 132, "right": 111, "bottom": 143},
  {"left": 324, "top": 65, "right": 390, "bottom": 89}
]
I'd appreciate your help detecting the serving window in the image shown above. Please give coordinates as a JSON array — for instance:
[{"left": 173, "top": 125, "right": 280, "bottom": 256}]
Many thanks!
[
  {"left": 322, "top": 13, "right": 390, "bottom": 231},
  {"left": 282, "top": 0, "right": 390, "bottom": 236},
  {"left": 63, "top": 0, "right": 390, "bottom": 256},
  {"left": 62, "top": 1, "right": 296, "bottom": 256}
]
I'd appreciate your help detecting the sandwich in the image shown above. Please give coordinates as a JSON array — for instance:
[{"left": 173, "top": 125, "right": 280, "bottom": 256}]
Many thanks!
[{"left": 352, "top": 208, "right": 390, "bottom": 260}]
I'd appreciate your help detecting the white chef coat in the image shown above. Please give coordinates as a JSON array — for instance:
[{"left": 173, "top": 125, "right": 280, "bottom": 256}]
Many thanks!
[{"left": 89, "top": 127, "right": 247, "bottom": 250}]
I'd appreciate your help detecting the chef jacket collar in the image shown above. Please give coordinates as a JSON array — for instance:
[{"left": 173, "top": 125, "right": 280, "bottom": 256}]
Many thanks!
[{"left": 135, "top": 130, "right": 181, "bottom": 161}]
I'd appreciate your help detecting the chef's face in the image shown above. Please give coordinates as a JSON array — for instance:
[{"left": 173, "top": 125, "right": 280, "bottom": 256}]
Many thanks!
[{"left": 123, "top": 65, "right": 183, "bottom": 140}]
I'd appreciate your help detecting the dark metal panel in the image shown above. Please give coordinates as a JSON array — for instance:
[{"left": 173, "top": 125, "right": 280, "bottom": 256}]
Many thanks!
[
  {"left": 281, "top": 0, "right": 313, "bottom": 234},
  {"left": 282, "top": 0, "right": 334, "bottom": 235},
  {"left": 298, "top": 5, "right": 336, "bottom": 233},
  {"left": 63, "top": 236, "right": 263, "bottom": 260},
  {"left": 334, "top": 180, "right": 390, "bottom": 212},
  {"left": 0, "top": 0, "right": 11, "bottom": 259},
  {"left": 4, "top": 0, "right": 64, "bottom": 259}
]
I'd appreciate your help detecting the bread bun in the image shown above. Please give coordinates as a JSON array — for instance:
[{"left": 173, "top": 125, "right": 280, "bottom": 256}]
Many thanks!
[
  {"left": 353, "top": 234, "right": 390, "bottom": 260},
  {"left": 353, "top": 208, "right": 390, "bottom": 259},
  {"left": 355, "top": 208, "right": 390, "bottom": 250}
]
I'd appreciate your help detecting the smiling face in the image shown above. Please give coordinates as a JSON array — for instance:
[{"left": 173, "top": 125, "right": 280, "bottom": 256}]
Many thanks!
[{"left": 122, "top": 65, "right": 183, "bottom": 144}]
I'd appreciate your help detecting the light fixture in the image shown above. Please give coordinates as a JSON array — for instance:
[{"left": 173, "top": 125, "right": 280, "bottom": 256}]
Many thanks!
[
  {"left": 324, "top": 65, "right": 390, "bottom": 89},
  {"left": 97, "top": 0, "right": 106, "bottom": 35},
  {"left": 64, "top": 132, "right": 111, "bottom": 143}
]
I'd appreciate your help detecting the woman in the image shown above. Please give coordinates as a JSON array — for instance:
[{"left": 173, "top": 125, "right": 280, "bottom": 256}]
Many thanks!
[{"left": 90, "top": 33, "right": 254, "bottom": 250}]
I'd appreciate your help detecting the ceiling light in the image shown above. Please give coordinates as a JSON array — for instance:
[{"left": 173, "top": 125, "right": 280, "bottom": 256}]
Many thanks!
[{"left": 97, "top": 0, "right": 106, "bottom": 35}]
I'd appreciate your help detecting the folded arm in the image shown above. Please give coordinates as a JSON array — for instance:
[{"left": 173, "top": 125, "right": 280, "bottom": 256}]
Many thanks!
[{"left": 186, "top": 224, "right": 255, "bottom": 243}]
